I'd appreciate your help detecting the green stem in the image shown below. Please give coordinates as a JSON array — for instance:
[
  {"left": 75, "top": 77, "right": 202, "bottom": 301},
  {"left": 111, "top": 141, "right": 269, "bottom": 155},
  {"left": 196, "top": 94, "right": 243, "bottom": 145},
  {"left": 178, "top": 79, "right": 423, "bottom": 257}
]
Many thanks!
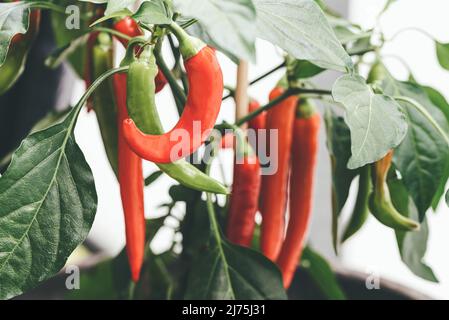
[
  {"left": 235, "top": 87, "right": 331, "bottom": 126},
  {"left": 222, "top": 62, "right": 286, "bottom": 101},
  {"left": 29, "top": 1, "right": 67, "bottom": 13},
  {"left": 395, "top": 95, "right": 449, "bottom": 146},
  {"left": 168, "top": 22, "right": 204, "bottom": 59},
  {"left": 387, "top": 27, "right": 437, "bottom": 43},
  {"left": 93, "top": 27, "right": 132, "bottom": 42},
  {"left": 381, "top": 54, "right": 414, "bottom": 77},
  {"left": 74, "top": 66, "right": 129, "bottom": 119},
  {"left": 154, "top": 39, "right": 187, "bottom": 111},
  {"left": 204, "top": 159, "right": 236, "bottom": 300}
]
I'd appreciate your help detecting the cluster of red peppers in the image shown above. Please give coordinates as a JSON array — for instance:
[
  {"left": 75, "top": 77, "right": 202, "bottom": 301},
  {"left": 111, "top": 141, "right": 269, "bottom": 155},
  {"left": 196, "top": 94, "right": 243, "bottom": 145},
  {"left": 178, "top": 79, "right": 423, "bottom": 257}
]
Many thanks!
[
  {"left": 225, "top": 86, "right": 321, "bottom": 288},
  {"left": 84, "top": 17, "right": 227, "bottom": 281},
  {"left": 84, "top": 15, "right": 319, "bottom": 287}
]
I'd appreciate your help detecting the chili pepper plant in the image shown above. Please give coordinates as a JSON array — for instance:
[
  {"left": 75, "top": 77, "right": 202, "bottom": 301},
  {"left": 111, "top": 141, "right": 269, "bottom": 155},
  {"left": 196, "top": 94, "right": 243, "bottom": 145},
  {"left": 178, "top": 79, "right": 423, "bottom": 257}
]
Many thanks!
[{"left": 0, "top": 0, "right": 449, "bottom": 300}]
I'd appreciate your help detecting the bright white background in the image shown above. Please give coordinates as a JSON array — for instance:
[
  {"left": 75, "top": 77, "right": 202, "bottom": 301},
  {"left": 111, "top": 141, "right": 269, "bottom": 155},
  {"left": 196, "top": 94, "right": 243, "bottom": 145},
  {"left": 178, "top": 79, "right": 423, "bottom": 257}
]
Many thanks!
[{"left": 71, "top": 0, "right": 449, "bottom": 299}]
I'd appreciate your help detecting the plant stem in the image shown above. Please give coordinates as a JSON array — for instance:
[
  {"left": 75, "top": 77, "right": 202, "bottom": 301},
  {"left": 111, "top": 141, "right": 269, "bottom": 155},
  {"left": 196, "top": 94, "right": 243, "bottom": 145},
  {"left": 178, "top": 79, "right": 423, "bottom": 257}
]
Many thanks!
[
  {"left": 93, "top": 27, "right": 132, "bottom": 42},
  {"left": 154, "top": 39, "right": 187, "bottom": 113},
  {"left": 222, "top": 62, "right": 286, "bottom": 101},
  {"left": 386, "top": 27, "right": 437, "bottom": 43},
  {"left": 235, "top": 60, "right": 250, "bottom": 126},
  {"left": 395, "top": 96, "right": 449, "bottom": 146},
  {"left": 204, "top": 155, "right": 236, "bottom": 300},
  {"left": 236, "top": 87, "right": 331, "bottom": 126}
]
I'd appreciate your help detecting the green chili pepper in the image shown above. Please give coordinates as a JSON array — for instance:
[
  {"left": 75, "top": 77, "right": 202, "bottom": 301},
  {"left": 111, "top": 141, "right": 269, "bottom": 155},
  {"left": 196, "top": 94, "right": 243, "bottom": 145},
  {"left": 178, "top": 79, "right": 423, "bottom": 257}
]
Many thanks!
[
  {"left": 368, "top": 151, "right": 419, "bottom": 231},
  {"left": 124, "top": 45, "right": 228, "bottom": 195},
  {"left": 342, "top": 165, "right": 371, "bottom": 242},
  {"left": 91, "top": 32, "right": 119, "bottom": 175}
]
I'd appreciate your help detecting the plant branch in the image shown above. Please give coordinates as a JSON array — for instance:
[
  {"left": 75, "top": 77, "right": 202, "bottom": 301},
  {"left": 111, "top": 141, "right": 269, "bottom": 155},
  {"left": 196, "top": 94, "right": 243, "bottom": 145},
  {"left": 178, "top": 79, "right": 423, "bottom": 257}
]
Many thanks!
[
  {"left": 93, "top": 27, "right": 132, "bottom": 42},
  {"left": 395, "top": 96, "right": 449, "bottom": 146},
  {"left": 386, "top": 27, "right": 437, "bottom": 43},
  {"left": 236, "top": 87, "right": 332, "bottom": 126},
  {"left": 222, "top": 62, "right": 286, "bottom": 101}
]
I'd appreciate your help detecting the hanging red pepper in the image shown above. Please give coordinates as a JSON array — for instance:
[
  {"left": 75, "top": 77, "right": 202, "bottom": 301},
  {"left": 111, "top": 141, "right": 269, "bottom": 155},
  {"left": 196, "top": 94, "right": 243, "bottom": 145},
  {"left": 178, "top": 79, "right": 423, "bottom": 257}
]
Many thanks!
[
  {"left": 248, "top": 99, "right": 266, "bottom": 132},
  {"left": 122, "top": 23, "right": 224, "bottom": 164},
  {"left": 259, "top": 86, "right": 297, "bottom": 261},
  {"left": 84, "top": 32, "right": 99, "bottom": 111},
  {"left": 113, "top": 73, "right": 145, "bottom": 283},
  {"left": 277, "top": 100, "right": 320, "bottom": 288},
  {"left": 113, "top": 17, "right": 167, "bottom": 93},
  {"left": 226, "top": 134, "right": 261, "bottom": 247}
]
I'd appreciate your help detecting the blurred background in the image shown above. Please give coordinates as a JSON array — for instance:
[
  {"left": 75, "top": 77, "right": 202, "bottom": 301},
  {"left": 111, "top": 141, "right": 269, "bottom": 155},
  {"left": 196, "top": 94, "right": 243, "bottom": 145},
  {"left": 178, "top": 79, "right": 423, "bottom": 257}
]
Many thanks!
[{"left": 10, "top": 0, "right": 447, "bottom": 298}]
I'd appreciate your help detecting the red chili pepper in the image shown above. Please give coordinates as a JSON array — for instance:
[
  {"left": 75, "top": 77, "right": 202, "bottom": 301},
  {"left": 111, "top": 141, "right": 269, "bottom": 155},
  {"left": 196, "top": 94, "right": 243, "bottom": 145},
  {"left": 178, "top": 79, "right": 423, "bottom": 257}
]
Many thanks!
[
  {"left": 113, "top": 17, "right": 167, "bottom": 93},
  {"left": 84, "top": 32, "right": 99, "bottom": 112},
  {"left": 277, "top": 100, "right": 320, "bottom": 288},
  {"left": 113, "top": 73, "right": 145, "bottom": 283},
  {"left": 122, "top": 25, "right": 223, "bottom": 164},
  {"left": 259, "top": 87, "right": 297, "bottom": 261},
  {"left": 226, "top": 149, "right": 261, "bottom": 247},
  {"left": 248, "top": 99, "right": 266, "bottom": 132}
]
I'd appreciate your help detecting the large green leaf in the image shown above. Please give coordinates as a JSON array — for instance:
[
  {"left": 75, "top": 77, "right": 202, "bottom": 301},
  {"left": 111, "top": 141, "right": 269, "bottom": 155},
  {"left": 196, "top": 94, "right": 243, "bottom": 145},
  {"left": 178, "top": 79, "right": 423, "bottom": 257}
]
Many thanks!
[
  {"left": 436, "top": 41, "right": 449, "bottom": 71},
  {"left": 332, "top": 74, "right": 408, "bottom": 170},
  {"left": 324, "top": 109, "right": 358, "bottom": 251},
  {"left": 133, "top": 0, "right": 172, "bottom": 26},
  {"left": 325, "top": 109, "right": 358, "bottom": 215},
  {"left": 301, "top": 247, "right": 346, "bottom": 300},
  {"left": 392, "top": 83, "right": 449, "bottom": 219},
  {"left": 184, "top": 238, "right": 286, "bottom": 299},
  {"left": 0, "top": 108, "right": 97, "bottom": 299},
  {"left": 368, "top": 63, "right": 449, "bottom": 216},
  {"left": 174, "top": 0, "right": 257, "bottom": 62},
  {"left": 254, "top": 0, "right": 352, "bottom": 72},
  {"left": 389, "top": 177, "right": 438, "bottom": 282}
]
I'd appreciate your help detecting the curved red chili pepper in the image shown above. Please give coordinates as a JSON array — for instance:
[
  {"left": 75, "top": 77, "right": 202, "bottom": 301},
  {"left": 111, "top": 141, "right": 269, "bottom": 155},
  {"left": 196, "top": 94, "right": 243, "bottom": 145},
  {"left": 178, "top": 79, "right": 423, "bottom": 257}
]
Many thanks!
[
  {"left": 122, "top": 46, "right": 223, "bottom": 163},
  {"left": 113, "top": 17, "right": 167, "bottom": 93},
  {"left": 113, "top": 73, "right": 145, "bottom": 283}
]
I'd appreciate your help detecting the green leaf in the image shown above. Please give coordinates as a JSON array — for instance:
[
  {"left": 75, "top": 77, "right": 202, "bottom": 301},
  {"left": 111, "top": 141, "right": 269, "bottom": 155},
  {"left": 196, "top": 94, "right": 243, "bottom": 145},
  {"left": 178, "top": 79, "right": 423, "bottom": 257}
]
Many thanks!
[
  {"left": 291, "top": 60, "right": 324, "bottom": 79},
  {"left": 145, "top": 170, "right": 163, "bottom": 186},
  {"left": 347, "top": 35, "right": 373, "bottom": 55},
  {"left": 325, "top": 109, "right": 358, "bottom": 251},
  {"left": 104, "top": 0, "right": 137, "bottom": 16},
  {"left": 422, "top": 86, "right": 449, "bottom": 126},
  {"left": 332, "top": 74, "right": 408, "bottom": 169},
  {"left": 0, "top": 2, "right": 31, "bottom": 66},
  {"left": 301, "top": 247, "right": 346, "bottom": 300},
  {"left": 254, "top": 0, "right": 352, "bottom": 72},
  {"left": 133, "top": 0, "right": 172, "bottom": 26},
  {"left": 325, "top": 109, "right": 358, "bottom": 215},
  {"left": 389, "top": 177, "right": 438, "bottom": 282},
  {"left": 90, "top": 9, "right": 133, "bottom": 27},
  {"left": 187, "top": 22, "right": 239, "bottom": 64},
  {"left": 392, "top": 82, "right": 449, "bottom": 219},
  {"left": 370, "top": 63, "right": 449, "bottom": 215},
  {"left": 0, "top": 107, "right": 97, "bottom": 299},
  {"left": 174, "top": 0, "right": 257, "bottom": 62},
  {"left": 185, "top": 239, "right": 286, "bottom": 299},
  {"left": 436, "top": 41, "right": 449, "bottom": 70}
]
